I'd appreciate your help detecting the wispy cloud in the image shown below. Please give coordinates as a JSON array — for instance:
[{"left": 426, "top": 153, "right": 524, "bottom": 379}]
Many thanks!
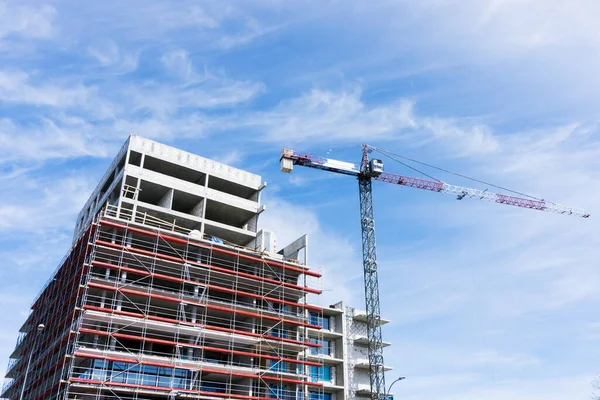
[
  {"left": 161, "top": 50, "right": 198, "bottom": 82},
  {"left": 88, "top": 39, "right": 139, "bottom": 74},
  {"left": 0, "top": 47, "right": 264, "bottom": 166},
  {"left": 228, "top": 86, "right": 500, "bottom": 158},
  {"left": 0, "top": 70, "right": 99, "bottom": 109},
  {"left": 0, "top": 2, "right": 56, "bottom": 41},
  {"left": 214, "top": 150, "right": 244, "bottom": 166},
  {"left": 0, "top": 118, "right": 115, "bottom": 164},
  {"left": 0, "top": 174, "right": 94, "bottom": 233}
]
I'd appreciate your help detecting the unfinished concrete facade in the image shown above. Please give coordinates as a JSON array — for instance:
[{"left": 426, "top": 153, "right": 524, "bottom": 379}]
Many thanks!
[
  {"left": 2, "top": 136, "right": 324, "bottom": 400},
  {"left": 73, "top": 135, "right": 267, "bottom": 247},
  {"left": 304, "top": 302, "right": 392, "bottom": 400}
]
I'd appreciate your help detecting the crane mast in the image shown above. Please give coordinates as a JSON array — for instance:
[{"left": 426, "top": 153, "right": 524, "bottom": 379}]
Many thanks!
[
  {"left": 279, "top": 145, "right": 589, "bottom": 400},
  {"left": 358, "top": 146, "right": 386, "bottom": 399}
]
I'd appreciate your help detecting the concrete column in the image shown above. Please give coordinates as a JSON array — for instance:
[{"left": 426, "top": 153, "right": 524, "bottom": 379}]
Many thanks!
[
  {"left": 190, "top": 199, "right": 204, "bottom": 217},
  {"left": 157, "top": 188, "right": 174, "bottom": 209},
  {"left": 246, "top": 215, "right": 258, "bottom": 232},
  {"left": 191, "top": 306, "right": 197, "bottom": 324},
  {"left": 115, "top": 271, "right": 127, "bottom": 311},
  {"left": 187, "top": 338, "right": 194, "bottom": 360},
  {"left": 115, "top": 293, "right": 123, "bottom": 311},
  {"left": 200, "top": 176, "right": 209, "bottom": 236},
  {"left": 93, "top": 322, "right": 101, "bottom": 349},
  {"left": 125, "top": 232, "right": 133, "bottom": 247},
  {"left": 130, "top": 153, "right": 144, "bottom": 220},
  {"left": 116, "top": 150, "right": 131, "bottom": 218},
  {"left": 100, "top": 290, "right": 108, "bottom": 308}
]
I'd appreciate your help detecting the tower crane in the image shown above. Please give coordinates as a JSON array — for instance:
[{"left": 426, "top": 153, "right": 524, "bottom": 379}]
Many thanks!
[{"left": 279, "top": 144, "right": 589, "bottom": 400}]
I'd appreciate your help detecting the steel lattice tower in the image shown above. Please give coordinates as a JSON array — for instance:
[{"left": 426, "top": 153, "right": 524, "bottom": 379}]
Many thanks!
[{"left": 358, "top": 173, "right": 386, "bottom": 400}]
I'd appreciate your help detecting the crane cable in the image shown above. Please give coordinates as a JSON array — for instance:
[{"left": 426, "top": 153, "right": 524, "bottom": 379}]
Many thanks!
[
  {"left": 375, "top": 150, "right": 443, "bottom": 183},
  {"left": 370, "top": 146, "right": 544, "bottom": 202}
]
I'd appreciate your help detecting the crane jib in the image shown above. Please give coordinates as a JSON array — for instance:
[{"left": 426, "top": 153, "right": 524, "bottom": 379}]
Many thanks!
[
  {"left": 495, "top": 194, "right": 546, "bottom": 210},
  {"left": 375, "top": 172, "right": 444, "bottom": 192}
]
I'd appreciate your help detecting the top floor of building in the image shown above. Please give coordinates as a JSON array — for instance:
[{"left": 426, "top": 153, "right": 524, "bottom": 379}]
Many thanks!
[{"left": 73, "top": 135, "right": 267, "bottom": 248}]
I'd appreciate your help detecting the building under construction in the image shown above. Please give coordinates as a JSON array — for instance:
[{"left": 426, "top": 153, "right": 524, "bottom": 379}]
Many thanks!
[{"left": 1, "top": 136, "right": 327, "bottom": 400}]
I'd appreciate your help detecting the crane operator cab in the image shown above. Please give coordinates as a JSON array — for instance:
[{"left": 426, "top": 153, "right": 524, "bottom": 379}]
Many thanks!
[{"left": 368, "top": 159, "right": 384, "bottom": 177}]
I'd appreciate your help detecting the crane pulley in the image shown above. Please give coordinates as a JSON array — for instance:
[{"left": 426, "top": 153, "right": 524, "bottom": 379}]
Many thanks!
[{"left": 280, "top": 145, "right": 589, "bottom": 400}]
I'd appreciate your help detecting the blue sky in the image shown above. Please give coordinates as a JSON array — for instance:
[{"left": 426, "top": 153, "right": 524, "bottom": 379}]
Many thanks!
[{"left": 1, "top": 0, "right": 599, "bottom": 398}]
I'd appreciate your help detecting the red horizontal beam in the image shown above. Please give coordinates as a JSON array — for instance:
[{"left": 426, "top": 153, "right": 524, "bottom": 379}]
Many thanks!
[
  {"left": 100, "top": 219, "right": 322, "bottom": 277},
  {"left": 86, "top": 281, "right": 321, "bottom": 329},
  {"left": 74, "top": 351, "right": 322, "bottom": 387},
  {"left": 95, "top": 239, "right": 322, "bottom": 295},
  {"left": 91, "top": 260, "right": 323, "bottom": 312},
  {"left": 78, "top": 327, "right": 323, "bottom": 367},
  {"left": 82, "top": 305, "right": 322, "bottom": 348}
]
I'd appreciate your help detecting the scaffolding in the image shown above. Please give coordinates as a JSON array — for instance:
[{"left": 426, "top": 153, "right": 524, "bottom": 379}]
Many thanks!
[{"left": 2, "top": 205, "right": 324, "bottom": 400}]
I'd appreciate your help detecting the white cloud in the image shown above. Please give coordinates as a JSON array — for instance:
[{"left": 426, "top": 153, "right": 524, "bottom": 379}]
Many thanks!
[
  {"left": 420, "top": 117, "right": 499, "bottom": 156},
  {"left": 0, "top": 118, "right": 116, "bottom": 164},
  {"left": 344, "top": 0, "right": 600, "bottom": 61},
  {"left": 0, "top": 48, "right": 264, "bottom": 164},
  {"left": 255, "top": 86, "right": 416, "bottom": 143},
  {"left": 88, "top": 39, "right": 139, "bottom": 74},
  {"left": 150, "top": 3, "right": 222, "bottom": 31},
  {"left": 217, "top": 15, "right": 275, "bottom": 49},
  {"left": 125, "top": 55, "right": 265, "bottom": 114},
  {"left": 88, "top": 40, "right": 120, "bottom": 66},
  {"left": 161, "top": 50, "right": 198, "bottom": 82},
  {"left": 232, "top": 86, "right": 500, "bottom": 157},
  {"left": 0, "top": 70, "right": 97, "bottom": 109},
  {"left": 113, "top": 114, "right": 208, "bottom": 140},
  {"left": 175, "top": 5, "right": 221, "bottom": 29},
  {"left": 214, "top": 150, "right": 244, "bottom": 166},
  {"left": 0, "top": 2, "right": 55, "bottom": 41},
  {"left": 0, "top": 174, "right": 95, "bottom": 233},
  {"left": 468, "top": 0, "right": 600, "bottom": 53}
]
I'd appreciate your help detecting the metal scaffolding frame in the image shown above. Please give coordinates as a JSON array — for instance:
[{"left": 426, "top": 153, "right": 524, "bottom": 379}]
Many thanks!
[{"left": 2, "top": 207, "right": 324, "bottom": 400}]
